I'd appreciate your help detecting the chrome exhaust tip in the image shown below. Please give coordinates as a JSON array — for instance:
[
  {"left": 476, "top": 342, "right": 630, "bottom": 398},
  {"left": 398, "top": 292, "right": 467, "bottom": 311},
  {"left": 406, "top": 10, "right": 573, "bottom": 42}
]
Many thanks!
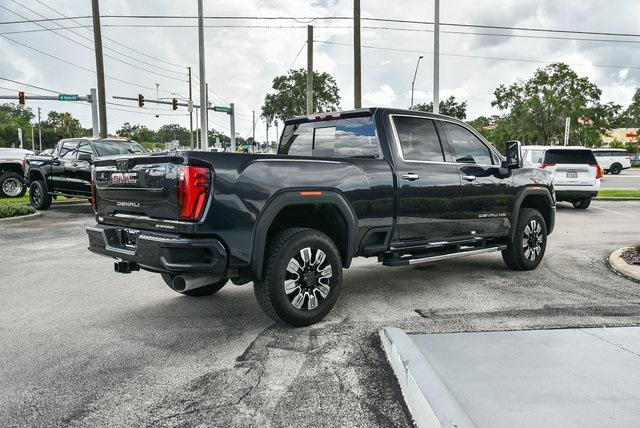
[{"left": 171, "top": 274, "right": 222, "bottom": 292}]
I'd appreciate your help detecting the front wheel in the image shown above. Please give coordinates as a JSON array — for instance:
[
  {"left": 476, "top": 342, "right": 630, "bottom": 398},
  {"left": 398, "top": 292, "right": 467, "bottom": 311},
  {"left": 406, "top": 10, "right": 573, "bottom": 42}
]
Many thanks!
[
  {"left": 502, "top": 208, "right": 547, "bottom": 271},
  {"left": 161, "top": 274, "right": 227, "bottom": 297},
  {"left": 29, "top": 180, "right": 52, "bottom": 210},
  {"left": 572, "top": 198, "right": 592, "bottom": 210},
  {"left": 0, "top": 172, "right": 26, "bottom": 198},
  {"left": 253, "top": 227, "right": 343, "bottom": 327}
]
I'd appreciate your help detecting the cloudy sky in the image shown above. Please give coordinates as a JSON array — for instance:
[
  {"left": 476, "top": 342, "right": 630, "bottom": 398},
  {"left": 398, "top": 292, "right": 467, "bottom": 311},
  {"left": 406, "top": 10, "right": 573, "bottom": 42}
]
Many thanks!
[{"left": 1, "top": 0, "right": 638, "bottom": 142}]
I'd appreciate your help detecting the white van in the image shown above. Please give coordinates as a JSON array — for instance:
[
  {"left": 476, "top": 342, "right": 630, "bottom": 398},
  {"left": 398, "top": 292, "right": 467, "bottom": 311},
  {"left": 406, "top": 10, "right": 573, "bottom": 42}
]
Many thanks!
[
  {"left": 591, "top": 148, "right": 632, "bottom": 175},
  {"left": 521, "top": 146, "right": 602, "bottom": 209}
]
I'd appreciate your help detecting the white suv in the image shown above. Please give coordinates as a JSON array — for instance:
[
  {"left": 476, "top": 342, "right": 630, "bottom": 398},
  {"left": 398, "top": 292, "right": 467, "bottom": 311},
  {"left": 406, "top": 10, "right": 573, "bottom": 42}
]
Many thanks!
[
  {"left": 522, "top": 146, "right": 602, "bottom": 209},
  {"left": 592, "top": 148, "right": 632, "bottom": 175}
]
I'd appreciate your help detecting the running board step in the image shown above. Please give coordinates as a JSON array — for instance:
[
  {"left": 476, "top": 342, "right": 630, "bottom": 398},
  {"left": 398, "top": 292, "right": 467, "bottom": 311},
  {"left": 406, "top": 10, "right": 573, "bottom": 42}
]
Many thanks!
[{"left": 383, "top": 245, "right": 507, "bottom": 267}]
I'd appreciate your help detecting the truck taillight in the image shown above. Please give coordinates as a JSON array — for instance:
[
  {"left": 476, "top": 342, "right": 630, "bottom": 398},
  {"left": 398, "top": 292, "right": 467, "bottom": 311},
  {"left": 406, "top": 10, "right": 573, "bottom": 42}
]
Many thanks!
[
  {"left": 177, "top": 165, "right": 210, "bottom": 221},
  {"left": 540, "top": 162, "right": 555, "bottom": 169},
  {"left": 590, "top": 163, "right": 603, "bottom": 179},
  {"left": 91, "top": 167, "right": 97, "bottom": 213}
]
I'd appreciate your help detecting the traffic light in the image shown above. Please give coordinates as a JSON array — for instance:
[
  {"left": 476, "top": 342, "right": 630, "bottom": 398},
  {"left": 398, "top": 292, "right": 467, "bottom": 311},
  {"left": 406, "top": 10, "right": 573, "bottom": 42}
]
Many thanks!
[
  {"left": 137, "top": 93, "right": 144, "bottom": 107},
  {"left": 171, "top": 98, "right": 178, "bottom": 110},
  {"left": 18, "top": 91, "right": 25, "bottom": 106}
]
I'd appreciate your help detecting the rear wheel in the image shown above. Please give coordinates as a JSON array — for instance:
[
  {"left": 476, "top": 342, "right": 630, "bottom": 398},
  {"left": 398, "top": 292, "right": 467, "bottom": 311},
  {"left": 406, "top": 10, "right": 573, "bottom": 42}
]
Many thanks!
[
  {"left": 0, "top": 172, "right": 26, "bottom": 198},
  {"left": 29, "top": 180, "right": 52, "bottom": 210},
  {"left": 253, "top": 227, "right": 342, "bottom": 327},
  {"left": 161, "top": 273, "right": 227, "bottom": 297},
  {"left": 572, "top": 198, "right": 592, "bottom": 209},
  {"left": 609, "top": 163, "right": 622, "bottom": 175},
  {"left": 502, "top": 208, "right": 547, "bottom": 271}
]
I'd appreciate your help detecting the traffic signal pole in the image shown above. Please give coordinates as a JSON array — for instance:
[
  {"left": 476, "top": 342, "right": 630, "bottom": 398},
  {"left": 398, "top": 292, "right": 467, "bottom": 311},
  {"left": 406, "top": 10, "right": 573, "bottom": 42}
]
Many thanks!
[
  {"left": 306, "top": 25, "right": 313, "bottom": 115},
  {"left": 197, "top": 0, "right": 208, "bottom": 151},
  {"left": 90, "top": 88, "right": 99, "bottom": 137},
  {"left": 230, "top": 103, "right": 236, "bottom": 151},
  {"left": 188, "top": 66, "right": 194, "bottom": 149}
]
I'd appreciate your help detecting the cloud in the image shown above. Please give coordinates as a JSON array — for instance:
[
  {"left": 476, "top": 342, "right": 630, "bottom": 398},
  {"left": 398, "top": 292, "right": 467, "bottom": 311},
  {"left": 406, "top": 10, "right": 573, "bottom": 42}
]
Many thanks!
[{"left": 364, "top": 85, "right": 396, "bottom": 106}]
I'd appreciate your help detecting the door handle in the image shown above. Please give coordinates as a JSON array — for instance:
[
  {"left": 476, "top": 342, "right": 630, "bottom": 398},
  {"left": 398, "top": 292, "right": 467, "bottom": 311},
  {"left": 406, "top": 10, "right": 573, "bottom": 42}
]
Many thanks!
[
  {"left": 402, "top": 173, "right": 419, "bottom": 181},
  {"left": 462, "top": 175, "right": 477, "bottom": 181}
]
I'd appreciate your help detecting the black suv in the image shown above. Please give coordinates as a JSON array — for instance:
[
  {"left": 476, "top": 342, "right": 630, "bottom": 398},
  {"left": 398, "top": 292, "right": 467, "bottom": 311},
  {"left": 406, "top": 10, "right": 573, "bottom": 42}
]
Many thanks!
[
  {"left": 25, "top": 138, "right": 147, "bottom": 210},
  {"left": 86, "top": 108, "right": 555, "bottom": 326}
]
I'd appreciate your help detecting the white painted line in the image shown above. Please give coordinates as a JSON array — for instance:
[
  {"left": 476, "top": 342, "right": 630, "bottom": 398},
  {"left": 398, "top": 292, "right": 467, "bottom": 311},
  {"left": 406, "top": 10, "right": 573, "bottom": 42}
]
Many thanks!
[
  {"left": 603, "top": 175, "right": 640, "bottom": 178},
  {"left": 592, "top": 206, "right": 624, "bottom": 215}
]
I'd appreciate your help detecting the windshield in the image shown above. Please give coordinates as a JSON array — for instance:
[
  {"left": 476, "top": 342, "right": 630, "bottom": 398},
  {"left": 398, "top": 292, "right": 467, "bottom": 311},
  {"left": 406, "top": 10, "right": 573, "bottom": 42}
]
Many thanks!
[{"left": 93, "top": 140, "right": 147, "bottom": 157}]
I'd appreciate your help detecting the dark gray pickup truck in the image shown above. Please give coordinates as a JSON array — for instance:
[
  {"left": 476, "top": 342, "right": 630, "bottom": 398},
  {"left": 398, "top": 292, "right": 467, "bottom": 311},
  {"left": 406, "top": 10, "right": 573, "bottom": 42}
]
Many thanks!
[{"left": 87, "top": 108, "right": 555, "bottom": 326}]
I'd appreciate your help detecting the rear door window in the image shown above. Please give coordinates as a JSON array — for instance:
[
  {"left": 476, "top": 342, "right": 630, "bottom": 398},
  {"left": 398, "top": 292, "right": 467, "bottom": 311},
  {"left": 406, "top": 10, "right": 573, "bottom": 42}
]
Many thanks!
[
  {"left": 544, "top": 150, "right": 596, "bottom": 164},
  {"left": 393, "top": 116, "right": 445, "bottom": 162}
]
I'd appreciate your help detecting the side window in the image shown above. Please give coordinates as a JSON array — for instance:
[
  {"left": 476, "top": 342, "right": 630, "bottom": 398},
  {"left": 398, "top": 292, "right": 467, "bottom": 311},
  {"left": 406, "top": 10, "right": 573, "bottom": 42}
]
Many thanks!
[
  {"left": 530, "top": 150, "right": 545, "bottom": 164},
  {"left": 59, "top": 141, "right": 77, "bottom": 159},
  {"left": 444, "top": 123, "right": 494, "bottom": 165},
  {"left": 393, "top": 116, "right": 445, "bottom": 162},
  {"left": 77, "top": 141, "right": 93, "bottom": 159}
]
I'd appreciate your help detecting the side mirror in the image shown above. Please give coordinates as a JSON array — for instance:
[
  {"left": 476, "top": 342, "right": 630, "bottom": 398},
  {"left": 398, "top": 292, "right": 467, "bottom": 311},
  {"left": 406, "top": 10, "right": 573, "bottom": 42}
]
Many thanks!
[
  {"left": 504, "top": 140, "right": 522, "bottom": 169},
  {"left": 77, "top": 153, "right": 93, "bottom": 163}
]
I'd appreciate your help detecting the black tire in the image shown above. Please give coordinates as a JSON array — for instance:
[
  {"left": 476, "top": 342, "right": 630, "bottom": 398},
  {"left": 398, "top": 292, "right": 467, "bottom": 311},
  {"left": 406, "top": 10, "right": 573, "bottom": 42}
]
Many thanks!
[
  {"left": 572, "top": 198, "right": 592, "bottom": 209},
  {"left": 502, "top": 208, "right": 547, "bottom": 271},
  {"left": 0, "top": 172, "right": 26, "bottom": 198},
  {"left": 29, "top": 180, "right": 52, "bottom": 210},
  {"left": 253, "top": 227, "right": 343, "bottom": 327},
  {"left": 610, "top": 163, "right": 622, "bottom": 175},
  {"left": 161, "top": 273, "right": 227, "bottom": 297}
]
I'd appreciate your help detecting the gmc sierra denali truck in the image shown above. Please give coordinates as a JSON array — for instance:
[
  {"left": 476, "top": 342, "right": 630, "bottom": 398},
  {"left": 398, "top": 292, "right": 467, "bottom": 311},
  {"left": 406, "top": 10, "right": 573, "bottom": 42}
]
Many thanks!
[{"left": 86, "top": 108, "right": 555, "bottom": 327}]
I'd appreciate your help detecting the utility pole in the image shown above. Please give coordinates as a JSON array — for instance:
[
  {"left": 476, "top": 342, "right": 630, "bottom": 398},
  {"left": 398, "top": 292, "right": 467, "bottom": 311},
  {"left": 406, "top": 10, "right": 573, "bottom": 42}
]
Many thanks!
[
  {"left": 433, "top": 0, "right": 440, "bottom": 114},
  {"left": 17, "top": 128, "right": 23, "bottom": 149},
  {"left": 564, "top": 117, "right": 570, "bottom": 146},
  {"left": 188, "top": 66, "right": 194, "bottom": 149},
  {"left": 307, "top": 25, "right": 314, "bottom": 115},
  {"left": 195, "top": 106, "right": 199, "bottom": 147},
  {"left": 252, "top": 110, "right": 256, "bottom": 153},
  {"left": 90, "top": 88, "right": 99, "bottom": 137},
  {"left": 37, "top": 107, "right": 42, "bottom": 151},
  {"left": 230, "top": 103, "right": 236, "bottom": 152},
  {"left": 31, "top": 125, "right": 35, "bottom": 151},
  {"left": 197, "top": 0, "right": 208, "bottom": 151},
  {"left": 266, "top": 121, "right": 270, "bottom": 151},
  {"left": 353, "top": 0, "right": 362, "bottom": 109},
  {"left": 91, "top": 0, "right": 107, "bottom": 137},
  {"left": 205, "top": 83, "right": 209, "bottom": 149}
]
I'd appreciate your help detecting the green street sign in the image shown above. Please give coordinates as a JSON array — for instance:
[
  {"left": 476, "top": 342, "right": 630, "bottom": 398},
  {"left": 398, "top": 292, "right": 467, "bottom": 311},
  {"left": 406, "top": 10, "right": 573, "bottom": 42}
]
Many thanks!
[
  {"left": 213, "top": 105, "right": 232, "bottom": 114},
  {"left": 58, "top": 94, "right": 79, "bottom": 101}
]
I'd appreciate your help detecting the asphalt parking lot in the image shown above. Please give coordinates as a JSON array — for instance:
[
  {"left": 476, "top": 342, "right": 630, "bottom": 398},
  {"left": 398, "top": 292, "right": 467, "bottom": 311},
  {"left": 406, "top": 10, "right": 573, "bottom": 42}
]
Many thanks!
[
  {"left": 1, "top": 200, "right": 640, "bottom": 427},
  {"left": 601, "top": 170, "right": 640, "bottom": 189}
]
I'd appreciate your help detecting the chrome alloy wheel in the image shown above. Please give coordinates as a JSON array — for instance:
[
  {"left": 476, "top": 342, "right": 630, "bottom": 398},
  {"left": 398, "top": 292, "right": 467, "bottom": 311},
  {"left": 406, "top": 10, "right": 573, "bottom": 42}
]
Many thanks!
[
  {"left": 284, "top": 247, "right": 333, "bottom": 311},
  {"left": 31, "top": 184, "right": 42, "bottom": 205},
  {"left": 522, "top": 219, "right": 543, "bottom": 262},
  {"left": 2, "top": 177, "right": 22, "bottom": 197}
]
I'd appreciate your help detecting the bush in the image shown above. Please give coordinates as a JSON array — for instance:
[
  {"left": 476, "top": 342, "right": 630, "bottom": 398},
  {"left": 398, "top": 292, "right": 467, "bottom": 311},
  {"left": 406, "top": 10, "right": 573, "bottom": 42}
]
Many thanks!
[{"left": 0, "top": 202, "right": 35, "bottom": 219}]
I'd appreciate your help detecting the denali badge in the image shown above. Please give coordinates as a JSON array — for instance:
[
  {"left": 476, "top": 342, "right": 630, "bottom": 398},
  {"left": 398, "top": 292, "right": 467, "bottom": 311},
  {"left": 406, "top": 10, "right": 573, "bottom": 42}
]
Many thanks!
[
  {"left": 116, "top": 201, "right": 140, "bottom": 207},
  {"left": 111, "top": 172, "right": 138, "bottom": 185}
]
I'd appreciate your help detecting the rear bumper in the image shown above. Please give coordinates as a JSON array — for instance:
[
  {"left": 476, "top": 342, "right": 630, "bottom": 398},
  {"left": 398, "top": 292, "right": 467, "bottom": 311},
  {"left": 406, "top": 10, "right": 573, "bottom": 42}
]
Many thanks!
[
  {"left": 86, "top": 224, "right": 227, "bottom": 274},
  {"left": 555, "top": 190, "right": 598, "bottom": 201}
]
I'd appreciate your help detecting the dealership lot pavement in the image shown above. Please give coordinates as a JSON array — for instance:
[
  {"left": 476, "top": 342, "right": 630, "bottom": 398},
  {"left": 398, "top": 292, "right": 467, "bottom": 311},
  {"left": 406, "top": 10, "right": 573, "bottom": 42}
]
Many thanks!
[
  {"left": 601, "top": 172, "right": 640, "bottom": 189},
  {"left": 1, "top": 201, "right": 640, "bottom": 427}
]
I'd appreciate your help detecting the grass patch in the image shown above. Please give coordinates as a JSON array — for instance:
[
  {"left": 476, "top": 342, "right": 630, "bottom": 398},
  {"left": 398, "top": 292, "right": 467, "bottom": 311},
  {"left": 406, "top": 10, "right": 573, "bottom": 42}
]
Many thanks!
[
  {"left": 0, "top": 194, "right": 80, "bottom": 205},
  {"left": 0, "top": 202, "right": 35, "bottom": 219},
  {"left": 597, "top": 189, "right": 640, "bottom": 198}
]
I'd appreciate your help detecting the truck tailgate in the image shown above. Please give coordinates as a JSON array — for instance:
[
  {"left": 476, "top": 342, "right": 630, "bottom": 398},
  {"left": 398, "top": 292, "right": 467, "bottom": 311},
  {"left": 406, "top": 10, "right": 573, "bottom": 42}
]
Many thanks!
[{"left": 94, "top": 154, "right": 184, "bottom": 220}]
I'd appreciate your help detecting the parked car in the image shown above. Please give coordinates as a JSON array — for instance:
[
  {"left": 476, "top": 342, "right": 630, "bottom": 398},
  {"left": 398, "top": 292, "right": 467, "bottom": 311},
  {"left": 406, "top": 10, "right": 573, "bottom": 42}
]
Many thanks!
[
  {"left": 86, "top": 108, "right": 556, "bottom": 327},
  {"left": 521, "top": 145, "right": 602, "bottom": 209},
  {"left": 592, "top": 148, "right": 632, "bottom": 175},
  {"left": 0, "top": 148, "right": 34, "bottom": 198},
  {"left": 24, "top": 137, "right": 147, "bottom": 210}
]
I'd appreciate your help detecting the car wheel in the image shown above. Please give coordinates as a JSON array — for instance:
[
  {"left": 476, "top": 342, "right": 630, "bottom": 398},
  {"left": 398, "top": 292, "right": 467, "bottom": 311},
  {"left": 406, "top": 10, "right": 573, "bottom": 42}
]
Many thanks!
[
  {"left": 502, "top": 208, "right": 547, "bottom": 271},
  {"left": 0, "top": 172, "right": 26, "bottom": 198},
  {"left": 610, "top": 163, "right": 622, "bottom": 175},
  {"left": 253, "top": 227, "right": 342, "bottom": 327},
  {"left": 572, "top": 198, "right": 592, "bottom": 209},
  {"left": 29, "top": 180, "right": 52, "bottom": 210},
  {"left": 161, "top": 273, "right": 227, "bottom": 296}
]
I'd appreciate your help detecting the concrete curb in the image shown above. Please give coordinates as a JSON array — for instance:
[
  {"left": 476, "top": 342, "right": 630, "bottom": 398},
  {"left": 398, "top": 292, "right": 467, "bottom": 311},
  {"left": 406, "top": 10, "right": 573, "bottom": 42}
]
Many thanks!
[
  {"left": 596, "top": 197, "right": 640, "bottom": 201},
  {"left": 609, "top": 247, "right": 640, "bottom": 282},
  {"left": 379, "top": 327, "right": 476, "bottom": 428},
  {"left": 0, "top": 211, "right": 42, "bottom": 222}
]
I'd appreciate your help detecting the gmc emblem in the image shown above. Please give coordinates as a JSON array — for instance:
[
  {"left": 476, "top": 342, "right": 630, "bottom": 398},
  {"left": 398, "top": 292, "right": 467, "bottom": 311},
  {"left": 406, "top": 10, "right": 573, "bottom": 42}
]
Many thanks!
[{"left": 111, "top": 172, "right": 138, "bottom": 185}]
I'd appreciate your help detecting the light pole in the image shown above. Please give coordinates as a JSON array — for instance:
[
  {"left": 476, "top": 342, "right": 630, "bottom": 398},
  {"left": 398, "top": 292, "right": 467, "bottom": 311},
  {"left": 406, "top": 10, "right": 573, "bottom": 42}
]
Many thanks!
[{"left": 410, "top": 55, "right": 424, "bottom": 110}]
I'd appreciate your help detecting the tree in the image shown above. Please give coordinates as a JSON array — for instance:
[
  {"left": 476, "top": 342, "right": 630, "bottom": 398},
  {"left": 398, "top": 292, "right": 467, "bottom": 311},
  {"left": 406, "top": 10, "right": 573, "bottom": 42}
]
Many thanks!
[
  {"left": 0, "top": 104, "right": 34, "bottom": 147},
  {"left": 414, "top": 96, "right": 467, "bottom": 119},
  {"left": 617, "top": 88, "right": 640, "bottom": 127},
  {"left": 156, "top": 123, "right": 191, "bottom": 144},
  {"left": 115, "top": 122, "right": 156, "bottom": 143},
  {"left": 261, "top": 68, "right": 341, "bottom": 124},
  {"left": 491, "top": 62, "right": 619, "bottom": 147}
]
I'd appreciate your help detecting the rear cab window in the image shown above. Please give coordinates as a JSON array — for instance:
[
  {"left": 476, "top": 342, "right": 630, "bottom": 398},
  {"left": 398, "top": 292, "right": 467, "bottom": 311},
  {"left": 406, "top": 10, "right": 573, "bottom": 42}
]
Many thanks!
[
  {"left": 544, "top": 150, "right": 597, "bottom": 165},
  {"left": 279, "top": 116, "right": 380, "bottom": 158},
  {"left": 93, "top": 140, "right": 147, "bottom": 157}
]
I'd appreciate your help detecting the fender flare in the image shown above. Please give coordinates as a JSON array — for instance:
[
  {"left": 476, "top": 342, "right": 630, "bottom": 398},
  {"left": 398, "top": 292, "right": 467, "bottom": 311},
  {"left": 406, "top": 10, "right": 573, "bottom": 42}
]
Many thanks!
[
  {"left": 510, "top": 186, "right": 555, "bottom": 241},
  {"left": 250, "top": 190, "right": 358, "bottom": 280},
  {"left": 27, "top": 168, "right": 48, "bottom": 189}
]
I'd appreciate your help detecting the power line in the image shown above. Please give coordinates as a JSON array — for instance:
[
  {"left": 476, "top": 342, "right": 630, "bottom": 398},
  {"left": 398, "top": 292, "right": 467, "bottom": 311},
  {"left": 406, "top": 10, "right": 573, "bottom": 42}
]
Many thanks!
[
  {"left": 0, "top": 76, "right": 60, "bottom": 93},
  {"left": 1, "top": 3, "right": 187, "bottom": 83},
  {"left": 315, "top": 40, "right": 640, "bottom": 71},
  {"left": 31, "top": 0, "right": 187, "bottom": 71}
]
